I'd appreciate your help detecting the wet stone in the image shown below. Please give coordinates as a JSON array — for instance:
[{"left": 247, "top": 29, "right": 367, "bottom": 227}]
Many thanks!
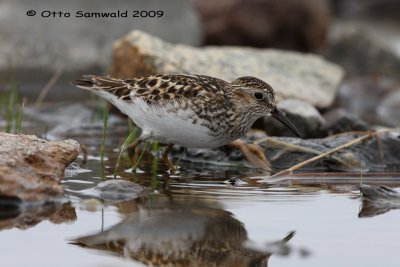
[
  {"left": 261, "top": 130, "right": 400, "bottom": 172},
  {"left": 94, "top": 179, "right": 145, "bottom": 202},
  {"left": 359, "top": 185, "right": 400, "bottom": 218},
  {"left": 174, "top": 130, "right": 400, "bottom": 172},
  {"left": 0, "top": 133, "right": 80, "bottom": 202}
]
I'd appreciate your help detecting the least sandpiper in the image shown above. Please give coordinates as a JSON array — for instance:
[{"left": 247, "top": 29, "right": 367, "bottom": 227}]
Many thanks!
[{"left": 71, "top": 74, "right": 301, "bottom": 170}]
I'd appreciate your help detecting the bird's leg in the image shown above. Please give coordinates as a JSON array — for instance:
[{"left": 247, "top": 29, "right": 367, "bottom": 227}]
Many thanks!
[
  {"left": 127, "top": 138, "right": 142, "bottom": 167},
  {"left": 127, "top": 131, "right": 152, "bottom": 169},
  {"left": 228, "top": 140, "right": 272, "bottom": 171},
  {"left": 162, "top": 144, "right": 176, "bottom": 173}
]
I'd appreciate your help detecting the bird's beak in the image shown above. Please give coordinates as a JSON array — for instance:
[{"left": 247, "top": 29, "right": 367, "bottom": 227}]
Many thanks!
[{"left": 271, "top": 107, "right": 302, "bottom": 137}]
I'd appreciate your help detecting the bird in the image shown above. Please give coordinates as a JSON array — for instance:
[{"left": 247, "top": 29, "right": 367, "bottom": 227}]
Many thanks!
[{"left": 71, "top": 74, "right": 301, "bottom": 171}]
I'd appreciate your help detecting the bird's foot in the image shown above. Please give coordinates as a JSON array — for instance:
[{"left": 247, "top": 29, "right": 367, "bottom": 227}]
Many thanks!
[
  {"left": 162, "top": 144, "right": 177, "bottom": 174},
  {"left": 228, "top": 140, "right": 272, "bottom": 171}
]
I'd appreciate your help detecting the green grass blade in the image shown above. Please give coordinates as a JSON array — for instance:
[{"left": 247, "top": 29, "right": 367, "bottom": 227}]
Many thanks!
[
  {"left": 133, "top": 138, "right": 151, "bottom": 172},
  {"left": 113, "top": 127, "right": 139, "bottom": 178},
  {"left": 15, "top": 98, "right": 24, "bottom": 134},
  {"left": 11, "top": 81, "right": 21, "bottom": 133},
  {"left": 152, "top": 142, "right": 159, "bottom": 153},
  {"left": 100, "top": 102, "right": 109, "bottom": 167},
  {"left": 128, "top": 118, "right": 135, "bottom": 133},
  {"left": 5, "top": 89, "right": 12, "bottom": 133}
]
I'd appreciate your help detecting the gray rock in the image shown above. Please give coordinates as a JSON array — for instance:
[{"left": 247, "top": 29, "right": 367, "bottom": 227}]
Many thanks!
[
  {"left": 263, "top": 99, "right": 326, "bottom": 138},
  {"left": 1, "top": 0, "right": 201, "bottom": 100},
  {"left": 323, "top": 108, "right": 370, "bottom": 134},
  {"left": 0, "top": 133, "right": 80, "bottom": 201},
  {"left": 377, "top": 90, "right": 400, "bottom": 127},
  {"left": 25, "top": 102, "right": 128, "bottom": 147},
  {"left": 335, "top": 77, "right": 397, "bottom": 126},
  {"left": 330, "top": 0, "right": 400, "bottom": 21},
  {"left": 111, "top": 30, "right": 344, "bottom": 108},
  {"left": 328, "top": 22, "right": 400, "bottom": 78},
  {"left": 94, "top": 179, "right": 145, "bottom": 202},
  {"left": 263, "top": 130, "right": 400, "bottom": 172},
  {"left": 175, "top": 130, "right": 400, "bottom": 172}
]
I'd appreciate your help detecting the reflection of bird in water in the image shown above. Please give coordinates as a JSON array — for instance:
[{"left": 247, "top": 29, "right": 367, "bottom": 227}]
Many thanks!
[
  {"left": 71, "top": 74, "right": 300, "bottom": 171},
  {"left": 72, "top": 199, "right": 295, "bottom": 266}
]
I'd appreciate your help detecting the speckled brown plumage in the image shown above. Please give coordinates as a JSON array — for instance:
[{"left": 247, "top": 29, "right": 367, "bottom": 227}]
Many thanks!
[{"left": 71, "top": 74, "right": 300, "bottom": 150}]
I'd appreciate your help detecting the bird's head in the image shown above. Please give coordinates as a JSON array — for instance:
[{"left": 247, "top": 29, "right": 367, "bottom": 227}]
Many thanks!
[{"left": 230, "top": 76, "right": 302, "bottom": 137}]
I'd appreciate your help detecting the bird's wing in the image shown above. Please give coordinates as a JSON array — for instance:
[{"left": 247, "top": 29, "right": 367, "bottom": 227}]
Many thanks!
[{"left": 71, "top": 74, "right": 228, "bottom": 106}]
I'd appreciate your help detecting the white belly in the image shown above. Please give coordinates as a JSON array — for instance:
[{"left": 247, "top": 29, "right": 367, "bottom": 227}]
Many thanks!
[{"left": 103, "top": 93, "right": 223, "bottom": 148}]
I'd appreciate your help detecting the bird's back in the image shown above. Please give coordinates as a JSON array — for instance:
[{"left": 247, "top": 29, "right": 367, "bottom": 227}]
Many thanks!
[
  {"left": 71, "top": 74, "right": 239, "bottom": 148},
  {"left": 72, "top": 74, "right": 228, "bottom": 103}
]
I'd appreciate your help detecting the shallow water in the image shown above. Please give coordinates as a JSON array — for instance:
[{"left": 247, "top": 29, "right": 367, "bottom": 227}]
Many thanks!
[{"left": 2, "top": 105, "right": 400, "bottom": 267}]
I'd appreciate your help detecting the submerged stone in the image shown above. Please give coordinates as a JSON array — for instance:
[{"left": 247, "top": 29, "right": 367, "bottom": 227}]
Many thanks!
[{"left": 94, "top": 179, "right": 145, "bottom": 202}]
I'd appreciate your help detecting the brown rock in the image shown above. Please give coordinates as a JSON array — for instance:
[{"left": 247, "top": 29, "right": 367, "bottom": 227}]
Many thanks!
[
  {"left": 0, "top": 133, "right": 80, "bottom": 201},
  {"left": 110, "top": 31, "right": 344, "bottom": 108},
  {"left": 192, "top": 0, "right": 331, "bottom": 52}
]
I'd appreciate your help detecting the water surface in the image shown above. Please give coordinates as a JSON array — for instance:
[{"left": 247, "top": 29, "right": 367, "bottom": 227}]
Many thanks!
[{"left": 1, "top": 104, "right": 400, "bottom": 267}]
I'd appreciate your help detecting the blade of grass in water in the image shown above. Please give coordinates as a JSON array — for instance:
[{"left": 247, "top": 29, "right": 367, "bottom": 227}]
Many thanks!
[
  {"left": 15, "top": 98, "right": 24, "bottom": 134},
  {"left": 100, "top": 102, "right": 109, "bottom": 167},
  {"left": 113, "top": 127, "right": 139, "bottom": 178},
  {"left": 1, "top": 78, "right": 22, "bottom": 134},
  {"left": 133, "top": 138, "right": 151, "bottom": 172},
  {"left": 1, "top": 64, "right": 11, "bottom": 132},
  {"left": 128, "top": 118, "right": 135, "bottom": 133},
  {"left": 5, "top": 88, "right": 12, "bottom": 133},
  {"left": 91, "top": 94, "right": 101, "bottom": 122},
  {"left": 11, "top": 81, "right": 21, "bottom": 133},
  {"left": 152, "top": 142, "right": 159, "bottom": 154},
  {"left": 150, "top": 148, "right": 159, "bottom": 190}
]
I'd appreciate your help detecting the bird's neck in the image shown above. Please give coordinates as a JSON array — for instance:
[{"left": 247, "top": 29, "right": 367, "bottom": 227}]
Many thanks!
[{"left": 224, "top": 110, "right": 260, "bottom": 140}]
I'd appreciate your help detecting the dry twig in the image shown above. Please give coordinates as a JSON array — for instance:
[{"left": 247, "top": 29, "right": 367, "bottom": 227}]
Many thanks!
[{"left": 269, "top": 131, "right": 377, "bottom": 178}]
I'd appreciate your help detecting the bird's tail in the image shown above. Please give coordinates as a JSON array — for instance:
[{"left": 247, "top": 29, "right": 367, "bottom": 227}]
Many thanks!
[
  {"left": 70, "top": 75, "right": 123, "bottom": 91},
  {"left": 71, "top": 75, "right": 134, "bottom": 102}
]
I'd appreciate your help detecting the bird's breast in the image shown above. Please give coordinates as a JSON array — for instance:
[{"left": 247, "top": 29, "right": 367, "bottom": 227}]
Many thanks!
[{"left": 124, "top": 99, "right": 227, "bottom": 148}]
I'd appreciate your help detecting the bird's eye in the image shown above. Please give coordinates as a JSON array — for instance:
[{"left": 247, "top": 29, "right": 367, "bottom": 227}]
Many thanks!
[{"left": 253, "top": 92, "right": 264, "bottom": 100}]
